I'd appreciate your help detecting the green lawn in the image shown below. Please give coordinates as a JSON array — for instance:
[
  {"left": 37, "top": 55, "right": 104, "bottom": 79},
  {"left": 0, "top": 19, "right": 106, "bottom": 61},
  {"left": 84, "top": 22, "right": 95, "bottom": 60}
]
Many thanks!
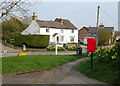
[
  {"left": 2, "top": 54, "right": 87, "bottom": 75},
  {"left": 77, "top": 58, "right": 120, "bottom": 84}
]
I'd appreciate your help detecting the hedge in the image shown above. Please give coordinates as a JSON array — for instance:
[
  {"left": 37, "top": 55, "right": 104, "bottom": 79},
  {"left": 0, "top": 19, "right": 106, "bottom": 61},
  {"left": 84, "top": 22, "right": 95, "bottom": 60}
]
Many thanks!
[
  {"left": 2, "top": 36, "right": 11, "bottom": 43},
  {"left": 14, "top": 35, "right": 49, "bottom": 48}
]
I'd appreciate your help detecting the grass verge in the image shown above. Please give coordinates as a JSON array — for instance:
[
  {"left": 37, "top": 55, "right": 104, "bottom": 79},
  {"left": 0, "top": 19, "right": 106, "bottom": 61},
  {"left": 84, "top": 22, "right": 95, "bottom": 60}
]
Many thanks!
[
  {"left": 77, "top": 58, "right": 120, "bottom": 84},
  {"left": 2, "top": 54, "right": 87, "bottom": 75}
]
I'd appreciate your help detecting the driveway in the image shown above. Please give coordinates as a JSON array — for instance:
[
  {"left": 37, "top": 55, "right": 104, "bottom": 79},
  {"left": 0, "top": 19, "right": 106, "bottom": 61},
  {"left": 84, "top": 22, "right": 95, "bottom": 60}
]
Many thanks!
[{"left": 2, "top": 58, "right": 112, "bottom": 85}]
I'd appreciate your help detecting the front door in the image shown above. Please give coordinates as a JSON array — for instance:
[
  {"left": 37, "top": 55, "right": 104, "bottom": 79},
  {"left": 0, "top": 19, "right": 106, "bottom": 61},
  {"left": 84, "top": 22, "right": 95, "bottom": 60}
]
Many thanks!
[{"left": 57, "top": 36, "right": 59, "bottom": 43}]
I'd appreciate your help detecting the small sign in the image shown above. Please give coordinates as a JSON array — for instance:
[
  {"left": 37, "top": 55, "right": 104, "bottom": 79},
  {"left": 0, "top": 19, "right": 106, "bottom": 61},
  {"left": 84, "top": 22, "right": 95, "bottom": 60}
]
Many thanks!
[{"left": 87, "top": 38, "right": 96, "bottom": 52}]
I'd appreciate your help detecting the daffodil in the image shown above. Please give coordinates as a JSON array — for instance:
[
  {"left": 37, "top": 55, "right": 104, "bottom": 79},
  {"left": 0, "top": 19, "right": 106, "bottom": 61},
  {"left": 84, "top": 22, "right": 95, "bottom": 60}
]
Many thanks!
[
  {"left": 88, "top": 53, "right": 91, "bottom": 56},
  {"left": 111, "top": 55, "right": 116, "bottom": 59},
  {"left": 115, "top": 53, "right": 117, "bottom": 55},
  {"left": 106, "top": 54, "right": 108, "bottom": 56}
]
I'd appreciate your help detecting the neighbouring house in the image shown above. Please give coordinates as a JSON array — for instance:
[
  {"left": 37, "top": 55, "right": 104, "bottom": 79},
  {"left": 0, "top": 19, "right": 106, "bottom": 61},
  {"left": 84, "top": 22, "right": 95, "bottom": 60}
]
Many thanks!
[
  {"left": 21, "top": 12, "right": 78, "bottom": 43},
  {"left": 78, "top": 24, "right": 114, "bottom": 44},
  {"left": 78, "top": 27, "right": 89, "bottom": 41}
]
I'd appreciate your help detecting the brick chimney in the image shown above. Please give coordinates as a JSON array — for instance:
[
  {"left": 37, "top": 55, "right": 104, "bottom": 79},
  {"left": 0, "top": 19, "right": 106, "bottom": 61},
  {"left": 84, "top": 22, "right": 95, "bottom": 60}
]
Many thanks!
[
  {"left": 54, "top": 18, "right": 64, "bottom": 24},
  {"left": 60, "top": 18, "right": 64, "bottom": 25},
  {"left": 99, "top": 24, "right": 104, "bottom": 28},
  {"left": 32, "top": 12, "right": 37, "bottom": 21}
]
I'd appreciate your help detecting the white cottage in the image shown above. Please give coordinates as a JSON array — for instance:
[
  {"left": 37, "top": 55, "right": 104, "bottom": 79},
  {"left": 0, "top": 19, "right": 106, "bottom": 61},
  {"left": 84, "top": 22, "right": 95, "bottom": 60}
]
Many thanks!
[{"left": 21, "top": 12, "right": 78, "bottom": 43}]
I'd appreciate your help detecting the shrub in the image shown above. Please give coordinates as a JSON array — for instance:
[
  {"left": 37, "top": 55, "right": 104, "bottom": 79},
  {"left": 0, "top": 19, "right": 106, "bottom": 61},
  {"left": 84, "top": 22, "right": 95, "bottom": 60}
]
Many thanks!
[
  {"left": 68, "top": 42, "right": 77, "bottom": 44},
  {"left": 14, "top": 35, "right": 49, "bottom": 48},
  {"left": 47, "top": 46, "right": 65, "bottom": 51},
  {"left": 66, "top": 46, "right": 77, "bottom": 51},
  {"left": 2, "top": 36, "right": 11, "bottom": 43},
  {"left": 2, "top": 17, "right": 28, "bottom": 36},
  {"left": 93, "top": 44, "right": 119, "bottom": 63}
]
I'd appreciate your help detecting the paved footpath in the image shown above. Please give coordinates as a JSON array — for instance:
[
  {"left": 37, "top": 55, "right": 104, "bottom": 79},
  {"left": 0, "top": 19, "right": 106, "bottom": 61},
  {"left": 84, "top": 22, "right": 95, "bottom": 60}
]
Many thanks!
[{"left": 2, "top": 58, "right": 113, "bottom": 85}]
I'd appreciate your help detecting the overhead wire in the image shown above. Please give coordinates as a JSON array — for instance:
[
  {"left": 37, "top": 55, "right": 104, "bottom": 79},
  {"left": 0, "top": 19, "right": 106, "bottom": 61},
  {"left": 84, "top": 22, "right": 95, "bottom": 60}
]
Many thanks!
[{"left": 100, "top": 8, "right": 118, "bottom": 23}]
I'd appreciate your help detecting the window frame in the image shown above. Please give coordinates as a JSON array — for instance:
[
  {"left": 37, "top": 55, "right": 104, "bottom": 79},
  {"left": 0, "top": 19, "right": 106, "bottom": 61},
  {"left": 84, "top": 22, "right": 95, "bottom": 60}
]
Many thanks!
[
  {"left": 71, "top": 29, "right": 74, "bottom": 33},
  {"left": 70, "top": 36, "right": 75, "bottom": 42},
  {"left": 46, "top": 28, "right": 50, "bottom": 33},
  {"left": 60, "top": 36, "right": 64, "bottom": 42}
]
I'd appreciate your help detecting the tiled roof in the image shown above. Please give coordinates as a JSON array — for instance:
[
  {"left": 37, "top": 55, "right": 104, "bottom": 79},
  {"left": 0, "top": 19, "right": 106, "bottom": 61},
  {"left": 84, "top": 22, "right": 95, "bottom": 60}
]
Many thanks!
[
  {"left": 36, "top": 18, "right": 77, "bottom": 30},
  {"left": 81, "top": 27, "right": 114, "bottom": 34}
]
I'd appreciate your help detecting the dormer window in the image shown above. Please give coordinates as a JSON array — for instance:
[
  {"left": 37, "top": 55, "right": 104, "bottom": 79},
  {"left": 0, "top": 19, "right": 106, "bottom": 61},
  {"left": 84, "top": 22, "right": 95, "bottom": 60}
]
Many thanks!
[
  {"left": 46, "top": 28, "right": 49, "bottom": 32},
  {"left": 72, "top": 30, "right": 74, "bottom": 33}
]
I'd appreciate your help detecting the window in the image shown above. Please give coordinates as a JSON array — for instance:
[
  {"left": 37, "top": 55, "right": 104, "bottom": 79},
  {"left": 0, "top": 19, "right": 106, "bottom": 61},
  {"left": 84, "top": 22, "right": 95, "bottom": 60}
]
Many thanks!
[
  {"left": 60, "top": 36, "right": 64, "bottom": 42},
  {"left": 61, "top": 29, "right": 64, "bottom": 33},
  {"left": 85, "top": 31, "right": 88, "bottom": 33},
  {"left": 70, "top": 36, "right": 75, "bottom": 42},
  {"left": 46, "top": 28, "right": 49, "bottom": 32},
  {"left": 72, "top": 30, "right": 74, "bottom": 33}
]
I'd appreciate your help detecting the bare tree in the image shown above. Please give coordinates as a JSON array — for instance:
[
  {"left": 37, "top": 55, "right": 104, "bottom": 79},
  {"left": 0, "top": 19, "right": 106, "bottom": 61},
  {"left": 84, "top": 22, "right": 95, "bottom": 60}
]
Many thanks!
[{"left": 0, "top": 0, "right": 41, "bottom": 20}]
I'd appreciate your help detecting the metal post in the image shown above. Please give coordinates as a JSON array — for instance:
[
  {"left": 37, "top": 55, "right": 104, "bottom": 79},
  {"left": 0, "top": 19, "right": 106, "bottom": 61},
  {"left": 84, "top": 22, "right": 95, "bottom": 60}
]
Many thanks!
[{"left": 91, "top": 52, "right": 93, "bottom": 69}]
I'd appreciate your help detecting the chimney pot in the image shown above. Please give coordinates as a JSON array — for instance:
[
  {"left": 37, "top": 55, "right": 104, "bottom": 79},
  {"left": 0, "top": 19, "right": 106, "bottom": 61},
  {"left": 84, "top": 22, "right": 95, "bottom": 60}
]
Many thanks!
[
  {"left": 32, "top": 12, "right": 37, "bottom": 21},
  {"left": 99, "top": 24, "right": 104, "bottom": 28}
]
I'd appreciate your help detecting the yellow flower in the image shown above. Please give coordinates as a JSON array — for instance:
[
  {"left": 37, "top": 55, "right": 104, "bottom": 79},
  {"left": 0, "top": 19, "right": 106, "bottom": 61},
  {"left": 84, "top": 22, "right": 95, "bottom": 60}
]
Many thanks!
[
  {"left": 88, "top": 53, "right": 91, "bottom": 56},
  {"left": 96, "top": 50, "right": 98, "bottom": 52},
  {"left": 111, "top": 55, "right": 116, "bottom": 59},
  {"left": 17, "top": 53, "right": 27, "bottom": 56}
]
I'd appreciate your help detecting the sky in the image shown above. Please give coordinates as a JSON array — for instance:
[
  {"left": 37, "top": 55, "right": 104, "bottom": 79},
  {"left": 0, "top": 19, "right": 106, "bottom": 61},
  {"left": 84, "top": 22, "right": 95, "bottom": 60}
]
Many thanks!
[
  {"left": 118, "top": 1, "right": 120, "bottom": 31},
  {"left": 27, "top": 1, "right": 118, "bottom": 30}
]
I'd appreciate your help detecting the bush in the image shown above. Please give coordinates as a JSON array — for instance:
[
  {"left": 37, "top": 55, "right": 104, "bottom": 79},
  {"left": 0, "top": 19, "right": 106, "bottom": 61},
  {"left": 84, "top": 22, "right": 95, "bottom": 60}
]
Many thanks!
[
  {"left": 2, "top": 36, "right": 11, "bottom": 43},
  {"left": 93, "top": 44, "right": 119, "bottom": 63},
  {"left": 2, "top": 17, "right": 28, "bottom": 36},
  {"left": 47, "top": 46, "right": 65, "bottom": 51},
  {"left": 68, "top": 42, "right": 77, "bottom": 44},
  {"left": 66, "top": 46, "right": 77, "bottom": 51},
  {"left": 14, "top": 35, "right": 49, "bottom": 48}
]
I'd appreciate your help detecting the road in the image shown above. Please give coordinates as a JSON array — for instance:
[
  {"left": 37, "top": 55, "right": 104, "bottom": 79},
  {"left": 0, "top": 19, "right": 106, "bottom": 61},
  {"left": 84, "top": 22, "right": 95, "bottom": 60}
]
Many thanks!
[
  {"left": 0, "top": 42, "right": 87, "bottom": 57},
  {"left": 2, "top": 58, "right": 112, "bottom": 85},
  {"left": 1, "top": 52, "right": 76, "bottom": 57}
]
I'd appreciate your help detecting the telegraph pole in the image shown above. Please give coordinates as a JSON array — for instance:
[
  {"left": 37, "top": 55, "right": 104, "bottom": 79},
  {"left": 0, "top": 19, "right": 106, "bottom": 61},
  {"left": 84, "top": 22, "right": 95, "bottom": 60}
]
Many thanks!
[{"left": 96, "top": 6, "right": 100, "bottom": 49}]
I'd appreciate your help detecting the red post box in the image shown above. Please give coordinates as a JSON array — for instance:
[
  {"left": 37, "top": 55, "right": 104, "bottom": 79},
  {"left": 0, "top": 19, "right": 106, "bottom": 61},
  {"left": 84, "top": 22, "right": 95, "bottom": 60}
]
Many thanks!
[{"left": 87, "top": 38, "right": 96, "bottom": 52}]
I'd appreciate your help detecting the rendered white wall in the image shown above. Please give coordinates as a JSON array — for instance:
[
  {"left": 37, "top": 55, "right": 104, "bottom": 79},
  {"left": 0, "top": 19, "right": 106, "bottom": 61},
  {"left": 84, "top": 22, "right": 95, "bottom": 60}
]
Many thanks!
[
  {"left": 21, "top": 20, "right": 40, "bottom": 35},
  {"left": 21, "top": 20, "right": 78, "bottom": 43},
  {"left": 39, "top": 28, "right": 78, "bottom": 43}
]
